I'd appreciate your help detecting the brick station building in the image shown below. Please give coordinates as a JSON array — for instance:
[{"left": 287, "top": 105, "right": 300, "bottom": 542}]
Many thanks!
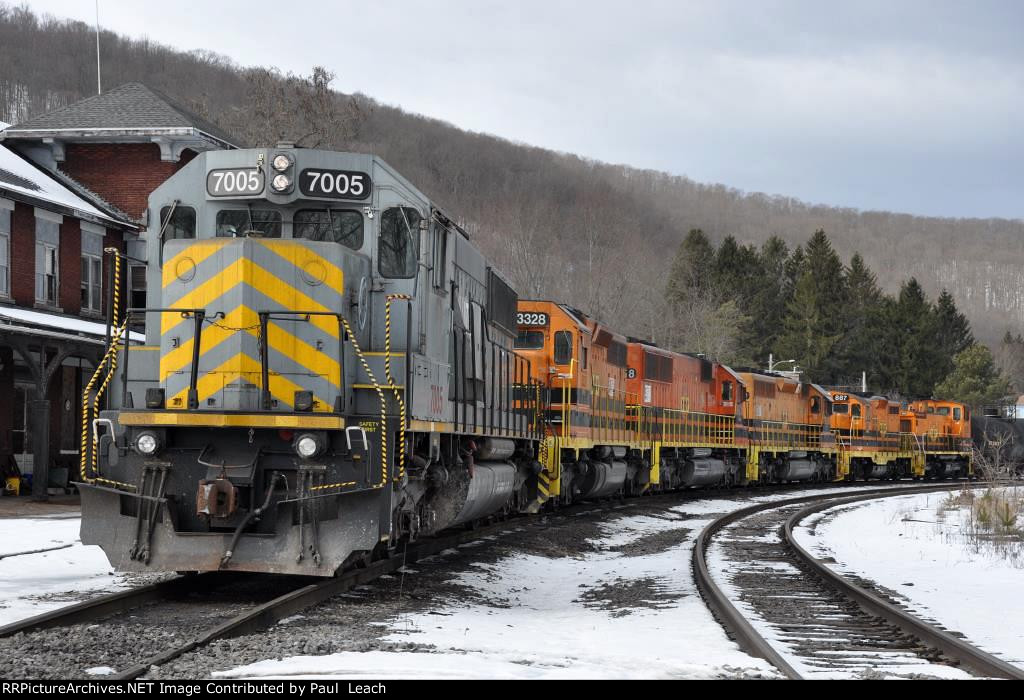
[{"left": 0, "top": 83, "right": 238, "bottom": 499}]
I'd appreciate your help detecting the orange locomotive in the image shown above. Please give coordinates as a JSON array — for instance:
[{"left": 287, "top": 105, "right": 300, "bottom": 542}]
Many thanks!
[
  {"left": 733, "top": 371, "right": 836, "bottom": 482},
  {"left": 515, "top": 300, "right": 973, "bottom": 508}
]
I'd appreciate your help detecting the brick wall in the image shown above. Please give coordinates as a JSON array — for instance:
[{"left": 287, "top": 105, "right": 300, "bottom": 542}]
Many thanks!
[
  {"left": 7, "top": 201, "right": 125, "bottom": 313},
  {"left": 10, "top": 202, "right": 35, "bottom": 306},
  {"left": 59, "top": 144, "right": 196, "bottom": 220}
]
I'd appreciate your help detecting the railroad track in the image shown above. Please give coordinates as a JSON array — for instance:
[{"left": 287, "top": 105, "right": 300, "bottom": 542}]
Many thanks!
[
  {"left": 0, "top": 513, "right": 542, "bottom": 680},
  {"left": 694, "top": 484, "right": 1024, "bottom": 680},
  {"left": 0, "top": 479, "right": 982, "bottom": 680}
]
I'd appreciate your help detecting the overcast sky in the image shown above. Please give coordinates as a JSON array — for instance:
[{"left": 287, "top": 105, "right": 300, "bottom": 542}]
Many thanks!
[{"left": 25, "top": 0, "right": 1024, "bottom": 219}]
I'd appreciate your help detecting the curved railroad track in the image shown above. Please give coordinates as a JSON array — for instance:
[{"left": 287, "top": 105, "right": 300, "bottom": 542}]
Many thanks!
[{"left": 694, "top": 484, "right": 1024, "bottom": 680}]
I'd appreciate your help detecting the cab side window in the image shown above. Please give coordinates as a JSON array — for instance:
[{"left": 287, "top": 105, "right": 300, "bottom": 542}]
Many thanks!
[
  {"left": 851, "top": 404, "right": 861, "bottom": 418},
  {"left": 554, "top": 331, "right": 572, "bottom": 365},
  {"left": 379, "top": 207, "right": 421, "bottom": 278},
  {"left": 810, "top": 396, "right": 820, "bottom": 414},
  {"left": 722, "top": 381, "right": 733, "bottom": 402},
  {"left": 159, "top": 205, "right": 196, "bottom": 263},
  {"left": 953, "top": 407, "right": 961, "bottom": 420}
]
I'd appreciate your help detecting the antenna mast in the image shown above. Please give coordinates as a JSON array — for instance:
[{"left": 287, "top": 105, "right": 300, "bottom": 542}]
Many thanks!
[{"left": 94, "top": 0, "right": 102, "bottom": 94}]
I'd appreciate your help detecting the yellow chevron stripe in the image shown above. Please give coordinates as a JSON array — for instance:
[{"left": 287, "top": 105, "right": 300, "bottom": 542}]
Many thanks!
[
  {"left": 163, "top": 259, "right": 341, "bottom": 339},
  {"left": 256, "top": 239, "right": 345, "bottom": 297},
  {"left": 163, "top": 239, "right": 232, "bottom": 288},
  {"left": 162, "top": 257, "right": 246, "bottom": 334},
  {"left": 159, "top": 304, "right": 341, "bottom": 387},
  {"left": 166, "top": 352, "right": 332, "bottom": 412}
]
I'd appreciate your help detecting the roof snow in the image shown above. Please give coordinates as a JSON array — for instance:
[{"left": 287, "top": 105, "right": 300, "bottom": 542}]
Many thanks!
[{"left": 0, "top": 143, "right": 123, "bottom": 225}]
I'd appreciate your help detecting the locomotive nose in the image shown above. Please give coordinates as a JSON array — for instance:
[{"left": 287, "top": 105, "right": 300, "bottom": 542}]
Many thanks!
[{"left": 159, "top": 237, "right": 345, "bottom": 412}]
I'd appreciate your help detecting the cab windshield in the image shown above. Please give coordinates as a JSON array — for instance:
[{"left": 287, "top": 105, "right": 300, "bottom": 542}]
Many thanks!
[
  {"left": 515, "top": 329, "right": 544, "bottom": 349},
  {"left": 216, "top": 209, "right": 282, "bottom": 238}
]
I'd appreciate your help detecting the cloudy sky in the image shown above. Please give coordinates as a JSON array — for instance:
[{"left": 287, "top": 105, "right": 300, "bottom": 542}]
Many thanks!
[{"left": 26, "top": 0, "right": 1024, "bottom": 219}]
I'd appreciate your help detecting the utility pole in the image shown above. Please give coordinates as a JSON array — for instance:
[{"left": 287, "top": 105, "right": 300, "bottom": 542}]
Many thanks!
[{"left": 95, "top": 0, "right": 102, "bottom": 94}]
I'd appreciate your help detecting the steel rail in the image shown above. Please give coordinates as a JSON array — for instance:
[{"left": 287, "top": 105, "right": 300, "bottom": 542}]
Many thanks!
[
  {"left": 692, "top": 483, "right": 1000, "bottom": 680},
  {"left": 0, "top": 572, "right": 239, "bottom": 638},
  {"left": 112, "top": 482, "right": 901, "bottom": 679},
  {"left": 109, "top": 512, "right": 557, "bottom": 680},
  {"left": 784, "top": 493, "right": 1024, "bottom": 681}
]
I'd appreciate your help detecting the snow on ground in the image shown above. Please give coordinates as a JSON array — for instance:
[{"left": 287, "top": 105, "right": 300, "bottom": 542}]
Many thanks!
[
  {"left": 0, "top": 514, "right": 139, "bottom": 626},
  {"left": 220, "top": 485, "right": 892, "bottom": 680},
  {"left": 794, "top": 489, "right": 1024, "bottom": 671}
]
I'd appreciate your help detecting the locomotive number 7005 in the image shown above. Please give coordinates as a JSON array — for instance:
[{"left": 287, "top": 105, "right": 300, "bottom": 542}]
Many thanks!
[{"left": 299, "top": 168, "right": 372, "bottom": 200}]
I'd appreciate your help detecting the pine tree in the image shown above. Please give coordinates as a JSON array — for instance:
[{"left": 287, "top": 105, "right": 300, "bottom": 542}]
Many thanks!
[
  {"left": 665, "top": 229, "right": 715, "bottom": 304},
  {"left": 773, "top": 230, "right": 846, "bottom": 382},
  {"left": 837, "top": 252, "right": 887, "bottom": 386},
  {"left": 933, "top": 289, "right": 974, "bottom": 382},
  {"left": 934, "top": 344, "right": 1011, "bottom": 407},
  {"left": 891, "top": 278, "right": 942, "bottom": 397},
  {"left": 747, "top": 236, "right": 789, "bottom": 363}
]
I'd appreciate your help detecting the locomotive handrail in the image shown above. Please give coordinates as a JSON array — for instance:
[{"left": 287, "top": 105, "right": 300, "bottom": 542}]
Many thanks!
[{"left": 121, "top": 307, "right": 206, "bottom": 410}]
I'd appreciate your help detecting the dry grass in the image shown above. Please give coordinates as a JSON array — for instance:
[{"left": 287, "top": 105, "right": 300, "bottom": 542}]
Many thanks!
[{"left": 940, "top": 483, "right": 1024, "bottom": 566}]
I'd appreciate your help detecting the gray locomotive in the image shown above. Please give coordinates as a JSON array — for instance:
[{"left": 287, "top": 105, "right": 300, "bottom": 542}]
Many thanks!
[{"left": 80, "top": 146, "right": 543, "bottom": 575}]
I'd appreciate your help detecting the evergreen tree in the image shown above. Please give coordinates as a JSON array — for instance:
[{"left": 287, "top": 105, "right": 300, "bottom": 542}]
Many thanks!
[
  {"left": 934, "top": 344, "right": 1011, "bottom": 407},
  {"left": 837, "top": 252, "right": 887, "bottom": 386},
  {"left": 933, "top": 289, "right": 974, "bottom": 382},
  {"left": 665, "top": 229, "right": 715, "bottom": 304},
  {"left": 891, "top": 278, "right": 942, "bottom": 397},
  {"left": 747, "top": 236, "right": 789, "bottom": 362},
  {"left": 773, "top": 230, "right": 846, "bottom": 382}
]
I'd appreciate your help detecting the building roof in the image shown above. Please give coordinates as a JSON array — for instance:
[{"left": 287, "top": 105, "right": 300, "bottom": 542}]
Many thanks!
[
  {"left": 0, "top": 307, "right": 144, "bottom": 344},
  {"left": 1, "top": 82, "right": 239, "bottom": 148},
  {"left": 0, "top": 143, "right": 126, "bottom": 226}
]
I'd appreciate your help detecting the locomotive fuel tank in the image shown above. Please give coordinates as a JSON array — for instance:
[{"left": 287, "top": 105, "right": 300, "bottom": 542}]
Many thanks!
[
  {"left": 680, "top": 448, "right": 727, "bottom": 487},
  {"left": 777, "top": 451, "right": 817, "bottom": 481},
  {"left": 576, "top": 460, "right": 627, "bottom": 499}
]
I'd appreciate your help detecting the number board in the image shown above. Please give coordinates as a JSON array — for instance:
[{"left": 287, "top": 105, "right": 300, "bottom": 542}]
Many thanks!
[
  {"left": 299, "top": 169, "right": 372, "bottom": 200},
  {"left": 832, "top": 393, "right": 849, "bottom": 402},
  {"left": 207, "top": 168, "right": 264, "bottom": 197},
  {"left": 516, "top": 312, "right": 549, "bottom": 327}
]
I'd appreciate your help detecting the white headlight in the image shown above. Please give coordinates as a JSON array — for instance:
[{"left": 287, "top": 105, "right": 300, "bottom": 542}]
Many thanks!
[
  {"left": 136, "top": 433, "right": 159, "bottom": 455},
  {"left": 295, "top": 434, "right": 320, "bottom": 459},
  {"left": 272, "top": 154, "right": 292, "bottom": 172},
  {"left": 272, "top": 174, "right": 291, "bottom": 192}
]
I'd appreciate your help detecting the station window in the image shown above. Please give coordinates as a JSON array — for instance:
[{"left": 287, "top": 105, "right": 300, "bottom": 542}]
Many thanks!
[
  {"left": 80, "top": 227, "right": 104, "bottom": 314},
  {"left": 294, "top": 209, "right": 362, "bottom": 249},
  {"left": 0, "top": 206, "right": 10, "bottom": 297},
  {"left": 515, "top": 329, "right": 544, "bottom": 350},
  {"left": 34, "top": 216, "right": 60, "bottom": 306},
  {"left": 216, "top": 209, "right": 281, "bottom": 238},
  {"left": 379, "top": 207, "right": 421, "bottom": 278},
  {"left": 554, "top": 330, "right": 572, "bottom": 365}
]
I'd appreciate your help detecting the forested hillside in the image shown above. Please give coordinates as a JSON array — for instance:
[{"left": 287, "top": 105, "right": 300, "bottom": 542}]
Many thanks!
[{"left": 2, "top": 4, "right": 1022, "bottom": 367}]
